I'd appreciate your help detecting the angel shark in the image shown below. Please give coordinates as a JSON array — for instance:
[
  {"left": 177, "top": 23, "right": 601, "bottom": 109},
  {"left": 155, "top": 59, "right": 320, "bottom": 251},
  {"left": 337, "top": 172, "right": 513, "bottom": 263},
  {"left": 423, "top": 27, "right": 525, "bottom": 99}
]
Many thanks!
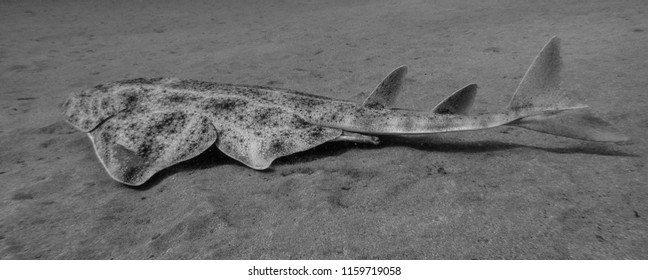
[{"left": 61, "top": 37, "right": 628, "bottom": 186}]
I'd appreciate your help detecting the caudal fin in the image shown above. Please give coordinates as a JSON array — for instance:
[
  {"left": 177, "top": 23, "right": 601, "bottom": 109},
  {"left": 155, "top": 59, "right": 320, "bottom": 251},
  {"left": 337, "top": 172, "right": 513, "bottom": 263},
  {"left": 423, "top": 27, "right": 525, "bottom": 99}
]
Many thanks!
[
  {"left": 508, "top": 37, "right": 586, "bottom": 113},
  {"left": 506, "top": 37, "right": 628, "bottom": 142}
]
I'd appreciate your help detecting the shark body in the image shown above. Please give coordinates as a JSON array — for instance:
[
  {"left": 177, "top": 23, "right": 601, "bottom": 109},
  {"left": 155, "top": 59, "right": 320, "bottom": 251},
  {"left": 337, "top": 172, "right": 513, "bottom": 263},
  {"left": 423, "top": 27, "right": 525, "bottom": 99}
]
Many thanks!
[{"left": 61, "top": 37, "right": 628, "bottom": 186}]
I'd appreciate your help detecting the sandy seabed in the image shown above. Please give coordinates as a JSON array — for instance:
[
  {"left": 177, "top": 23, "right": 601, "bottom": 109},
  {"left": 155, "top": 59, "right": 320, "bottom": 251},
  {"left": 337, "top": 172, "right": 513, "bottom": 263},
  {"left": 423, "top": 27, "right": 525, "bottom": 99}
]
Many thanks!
[{"left": 1, "top": 0, "right": 647, "bottom": 259}]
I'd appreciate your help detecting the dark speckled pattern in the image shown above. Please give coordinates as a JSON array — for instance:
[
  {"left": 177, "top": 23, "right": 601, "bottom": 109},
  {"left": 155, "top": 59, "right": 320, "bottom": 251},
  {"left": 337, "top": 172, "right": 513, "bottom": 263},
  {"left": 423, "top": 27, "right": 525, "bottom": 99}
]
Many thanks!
[
  {"left": 62, "top": 78, "right": 345, "bottom": 185},
  {"left": 2, "top": 0, "right": 646, "bottom": 260},
  {"left": 60, "top": 38, "right": 627, "bottom": 186},
  {"left": 88, "top": 111, "right": 218, "bottom": 185}
]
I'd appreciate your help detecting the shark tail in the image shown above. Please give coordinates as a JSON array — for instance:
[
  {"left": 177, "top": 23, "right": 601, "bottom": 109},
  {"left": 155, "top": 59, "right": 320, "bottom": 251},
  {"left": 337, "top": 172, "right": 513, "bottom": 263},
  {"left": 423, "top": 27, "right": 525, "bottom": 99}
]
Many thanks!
[{"left": 504, "top": 37, "right": 628, "bottom": 142}]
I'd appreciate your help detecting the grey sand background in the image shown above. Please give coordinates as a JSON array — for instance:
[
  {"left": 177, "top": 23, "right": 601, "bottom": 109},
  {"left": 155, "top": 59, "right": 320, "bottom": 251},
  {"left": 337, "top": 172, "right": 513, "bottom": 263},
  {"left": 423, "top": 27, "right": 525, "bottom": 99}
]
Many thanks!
[{"left": 1, "top": 0, "right": 647, "bottom": 259}]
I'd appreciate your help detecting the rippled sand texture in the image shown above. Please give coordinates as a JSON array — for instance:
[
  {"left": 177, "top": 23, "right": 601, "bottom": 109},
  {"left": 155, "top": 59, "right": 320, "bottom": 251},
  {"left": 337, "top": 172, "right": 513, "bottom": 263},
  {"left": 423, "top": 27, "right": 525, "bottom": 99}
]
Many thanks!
[{"left": 1, "top": 0, "right": 647, "bottom": 259}]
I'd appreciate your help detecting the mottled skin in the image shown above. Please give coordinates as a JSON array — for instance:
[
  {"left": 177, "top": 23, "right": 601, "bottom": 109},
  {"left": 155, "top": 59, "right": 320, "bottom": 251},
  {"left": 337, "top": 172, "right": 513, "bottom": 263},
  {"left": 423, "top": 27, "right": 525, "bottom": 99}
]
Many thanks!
[
  {"left": 62, "top": 78, "right": 347, "bottom": 185},
  {"left": 60, "top": 37, "right": 627, "bottom": 186},
  {"left": 60, "top": 77, "right": 525, "bottom": 184}
]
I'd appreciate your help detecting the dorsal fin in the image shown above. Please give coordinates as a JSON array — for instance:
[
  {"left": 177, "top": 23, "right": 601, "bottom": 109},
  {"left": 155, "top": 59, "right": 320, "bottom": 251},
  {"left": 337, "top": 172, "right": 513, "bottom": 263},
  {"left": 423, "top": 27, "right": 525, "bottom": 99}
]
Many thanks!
[
  {"left": 362, "top": 65, "right": 408, "bottom": 109},
  {"left": 431, "top": 84, "right": 477, "bottom": 115}
]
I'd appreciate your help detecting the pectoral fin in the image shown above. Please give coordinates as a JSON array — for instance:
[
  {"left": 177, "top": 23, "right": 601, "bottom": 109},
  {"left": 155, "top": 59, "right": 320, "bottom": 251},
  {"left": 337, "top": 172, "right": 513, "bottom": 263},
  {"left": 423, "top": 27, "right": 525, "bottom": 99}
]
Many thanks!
[{"left": 88, "top": 111, "right": 218, "bottom": 186}]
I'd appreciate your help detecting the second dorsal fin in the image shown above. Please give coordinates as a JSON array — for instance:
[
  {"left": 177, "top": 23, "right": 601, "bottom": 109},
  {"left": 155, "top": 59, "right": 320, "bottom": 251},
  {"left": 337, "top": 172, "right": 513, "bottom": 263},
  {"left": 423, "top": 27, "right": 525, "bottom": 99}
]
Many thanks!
[
  {"left": 362, "top": 65, "right": 408, "bottom": 109},
  {"left": 431, "top": 84, "right": 477, "bottom": 115}
]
